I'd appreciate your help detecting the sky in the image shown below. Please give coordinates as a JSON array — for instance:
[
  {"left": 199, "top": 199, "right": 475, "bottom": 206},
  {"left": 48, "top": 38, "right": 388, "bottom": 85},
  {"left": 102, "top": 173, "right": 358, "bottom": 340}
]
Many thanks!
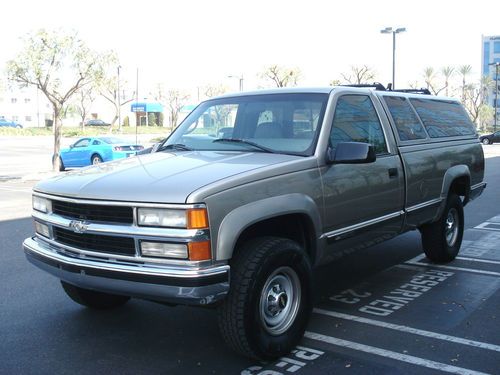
[{"left": 1, "top": 0, "right": 499, "bottom": 100}]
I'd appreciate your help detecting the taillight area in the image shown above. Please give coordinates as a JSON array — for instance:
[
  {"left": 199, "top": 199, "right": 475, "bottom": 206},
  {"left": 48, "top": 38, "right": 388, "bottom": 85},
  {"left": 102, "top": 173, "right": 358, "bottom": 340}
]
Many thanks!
[{"left": 114, "top": 146, "right": 124, "bottom": 151}]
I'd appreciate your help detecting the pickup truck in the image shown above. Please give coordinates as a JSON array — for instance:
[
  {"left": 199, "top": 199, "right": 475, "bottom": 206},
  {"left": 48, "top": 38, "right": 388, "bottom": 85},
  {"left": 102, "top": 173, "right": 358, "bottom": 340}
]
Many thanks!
[{"left": 23, "top": 86, "right": 486, "bottom": 360}]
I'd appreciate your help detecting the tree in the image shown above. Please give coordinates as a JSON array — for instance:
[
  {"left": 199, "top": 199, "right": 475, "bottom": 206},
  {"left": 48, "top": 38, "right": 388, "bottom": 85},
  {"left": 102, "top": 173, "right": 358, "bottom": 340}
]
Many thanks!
[
  {"left": 72, "top": 85, "right": 97, "bottom": 129},
  {"left": 166, "top": 89, "right": 190, "bottom": 130},
  {"left": 204, "top": 84, "right": 228, "bottom": 99},
  {"left": 339, "top": 65, "right": 376, "bottom": 85},
  {"left": 422, "top": 67, "right": 446, "bottom": 95},
  {"left": 98, "top": 59, "right": 136, "bottom": 130},
  {"left": 457, "top": 65, "right": 472, "bottom": 102},
  {"left": 441, "top": 66, "right": 455, "bottom": 97},
  {"left": 7, "top": 29, "right": 105, "bottom": 170},
  {"left": 260, "top": 65, "right": 301, "bottom": 87},
  {"left": 462, "top": 76, "right": 493, "bottom": 126}
]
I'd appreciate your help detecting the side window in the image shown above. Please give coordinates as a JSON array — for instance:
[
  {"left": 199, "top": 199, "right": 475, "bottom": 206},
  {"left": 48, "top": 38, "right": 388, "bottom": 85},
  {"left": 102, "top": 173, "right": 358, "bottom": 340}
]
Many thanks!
[
  {"left": 409, "top": 99, "right": 476, "bottom": 138},
  {"left": 74, "top": 139, "right": 90, "bottom": 147},
  {"left": 330, "top": 95, "right": 388, "bottom": 154},
  {"left": 92, "top": 140, "right": 101, "bottom": 145},
  {"left": 383, "top": 96, "right": 428, "bottom": 141}
]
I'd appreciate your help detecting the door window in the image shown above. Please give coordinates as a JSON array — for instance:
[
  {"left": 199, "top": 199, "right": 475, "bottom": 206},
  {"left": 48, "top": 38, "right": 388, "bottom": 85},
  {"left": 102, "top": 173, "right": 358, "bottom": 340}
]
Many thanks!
[
  {"left": 330, "top": 95, "right": 388, "bottom": 154},
  {"left": 74, "top": 138, "right": 90, "bottom": 147}
]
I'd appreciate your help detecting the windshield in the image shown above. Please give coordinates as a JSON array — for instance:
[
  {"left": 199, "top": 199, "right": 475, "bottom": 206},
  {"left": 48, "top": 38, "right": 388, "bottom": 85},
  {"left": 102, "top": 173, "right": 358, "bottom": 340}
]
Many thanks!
[{"left": 164, "top": 93, "right": 328, "bottom": 156}]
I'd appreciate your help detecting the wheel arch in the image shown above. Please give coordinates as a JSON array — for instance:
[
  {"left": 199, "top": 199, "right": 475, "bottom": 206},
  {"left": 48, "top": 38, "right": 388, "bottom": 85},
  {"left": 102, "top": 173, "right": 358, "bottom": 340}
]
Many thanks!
[
  {"left": 216, "top": 194, "right": 322, "bottom": 265},
  {"left": 435, "top": 165, "right": 470, "bottom": 220}
]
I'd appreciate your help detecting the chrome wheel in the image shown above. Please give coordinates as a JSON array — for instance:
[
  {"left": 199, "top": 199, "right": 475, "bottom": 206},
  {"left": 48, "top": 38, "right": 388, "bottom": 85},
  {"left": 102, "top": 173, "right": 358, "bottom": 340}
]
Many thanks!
[
  {"left": 445, "top": 208, "right": 459, "bottom": 247},
  {"left": 92, "top": 156, "right": 102, "bottom": 165},
  {"left": 259, "top": 266, "right": 301, "bottom": 336},
  {"left": 482, "top": 138, "right": 490, "bottom": 145}
]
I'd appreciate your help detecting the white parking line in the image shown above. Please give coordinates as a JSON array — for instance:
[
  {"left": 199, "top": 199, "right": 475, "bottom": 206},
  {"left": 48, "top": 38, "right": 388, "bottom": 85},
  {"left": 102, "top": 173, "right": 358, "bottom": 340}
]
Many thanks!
[
  {"left": 304, "top": 331, "right": 489, "bottom": 375},
  {"left": 405, "top": 254, "right": 500, "bottom": 277},
  {"left": 313, "top": 309, "right": 500, "bottom": 353},
  {"left": 456, "top": 256, "right": 500, "bottom": 265}
]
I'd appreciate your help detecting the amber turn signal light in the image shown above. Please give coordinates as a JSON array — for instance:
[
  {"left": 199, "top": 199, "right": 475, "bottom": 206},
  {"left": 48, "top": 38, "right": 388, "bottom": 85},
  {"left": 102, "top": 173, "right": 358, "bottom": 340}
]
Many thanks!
[
  {"left": 187, "top": 208, "right": 208, "bottom": 229},
  {"left": 188, "top": 241, "right": 211, "bottom": 261}
]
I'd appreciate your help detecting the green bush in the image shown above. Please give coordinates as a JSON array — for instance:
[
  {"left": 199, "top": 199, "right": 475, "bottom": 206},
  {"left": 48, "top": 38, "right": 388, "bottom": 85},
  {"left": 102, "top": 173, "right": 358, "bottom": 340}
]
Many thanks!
[
  {"left": 148, "top": 113, "right": 157, "bottom": 126},
  {"left": 123, "top": 116, "right": 130, "bottom": 127}
]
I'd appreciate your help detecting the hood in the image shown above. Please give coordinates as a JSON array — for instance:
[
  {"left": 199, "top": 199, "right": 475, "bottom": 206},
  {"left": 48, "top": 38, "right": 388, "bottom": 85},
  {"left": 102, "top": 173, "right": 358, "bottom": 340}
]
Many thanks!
[{"left": 35, "top": 151, "right": 300, "bottom": 203}]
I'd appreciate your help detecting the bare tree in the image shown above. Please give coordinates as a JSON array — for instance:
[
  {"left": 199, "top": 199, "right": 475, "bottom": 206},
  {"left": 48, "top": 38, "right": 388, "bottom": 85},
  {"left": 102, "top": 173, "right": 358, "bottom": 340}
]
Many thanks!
[
  {"left": 166, "top": 89, "right": 190, "bottom": 130},
  {"left": 340, "top": 65, "right": 376, "bottom": 85},
  {"left": 70, "top": 86, "right": 97, "bottom": 129},
  {"left": 260, "top": 65, "right": 301, "bottom": 87},
  {"left": 7, "top": 29, "right": 105, "bottom": 170},
  {"left": 422, "top": 67, "right": 446, "bottom": 95},
  {"left": 462, "top": 76, "right": 493, "bottom": 125},
  {"left": 204, "top": 84, "right": 228, "bottom": 99}
]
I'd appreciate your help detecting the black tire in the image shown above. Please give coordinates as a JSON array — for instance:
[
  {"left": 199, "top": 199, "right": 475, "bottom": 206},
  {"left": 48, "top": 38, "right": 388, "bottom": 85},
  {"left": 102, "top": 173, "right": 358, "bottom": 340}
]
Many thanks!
[
  {"left": 91, "top": 154, "right": 103, "bottom": 165},
  {"left": 482, "top": 138, "right": 490, "bottom": 145},
  {"left": 61, "top": 281, "right": 130, "bottom": 309},
  {"left": 218, "top": 237, "right": 312, "bottom": 360},
  {"left": 421, "top": 193, "right": 464, "bottom": 263},
  {"left": 59, "top": 157, "right": 65, "bottom": 171}
]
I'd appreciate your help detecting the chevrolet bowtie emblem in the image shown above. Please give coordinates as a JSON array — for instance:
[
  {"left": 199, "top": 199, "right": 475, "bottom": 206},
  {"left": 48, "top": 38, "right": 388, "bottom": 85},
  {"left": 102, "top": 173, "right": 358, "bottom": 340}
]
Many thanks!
[{"left": 69, "top": 220, "right": 89, "bottom": 234}]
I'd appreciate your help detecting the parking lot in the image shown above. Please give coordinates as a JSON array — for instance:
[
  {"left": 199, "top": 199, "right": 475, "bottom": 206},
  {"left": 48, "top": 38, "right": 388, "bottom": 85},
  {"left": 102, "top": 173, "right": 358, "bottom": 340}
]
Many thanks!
[{"left": 1, "top": 141, "right": 499, "bottom": 374}]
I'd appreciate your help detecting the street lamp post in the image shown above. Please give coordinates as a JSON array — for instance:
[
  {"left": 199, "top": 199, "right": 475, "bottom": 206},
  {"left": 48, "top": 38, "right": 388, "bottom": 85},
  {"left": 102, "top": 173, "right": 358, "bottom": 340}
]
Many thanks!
[
  {"left": 489, "top": 62, "right": 499, "bottom": 132},
  {"left": 228, "top": 74, "right": 244, "bottom": 91},
  {"left": 380, "top": 27, "right": 406, "bottom": 89},
  {"left": 117, "top": 65, "right": 122, "bottom": 132}
]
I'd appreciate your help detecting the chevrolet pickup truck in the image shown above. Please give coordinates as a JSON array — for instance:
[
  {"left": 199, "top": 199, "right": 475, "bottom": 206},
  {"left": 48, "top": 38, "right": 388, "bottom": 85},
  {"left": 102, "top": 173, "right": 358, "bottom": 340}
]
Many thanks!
[{"left": 24, "top": 86, "right": 486, "bottom": 360}]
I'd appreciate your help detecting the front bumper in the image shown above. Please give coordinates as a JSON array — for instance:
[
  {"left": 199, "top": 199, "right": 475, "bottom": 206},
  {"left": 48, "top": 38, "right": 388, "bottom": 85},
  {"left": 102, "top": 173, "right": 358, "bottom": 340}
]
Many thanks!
[{"left": 23, "top": 237, "right": 229, "bottom": 305}]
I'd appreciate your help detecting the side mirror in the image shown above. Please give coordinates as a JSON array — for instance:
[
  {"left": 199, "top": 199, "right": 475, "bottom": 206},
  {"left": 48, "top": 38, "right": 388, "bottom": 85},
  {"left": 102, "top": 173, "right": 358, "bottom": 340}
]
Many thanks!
[
  {"left": 69, "top": 144, "right": 74, "bottom": 148},
  {"left": 326, "top": 142, "right": 376, "bottom": 164}
]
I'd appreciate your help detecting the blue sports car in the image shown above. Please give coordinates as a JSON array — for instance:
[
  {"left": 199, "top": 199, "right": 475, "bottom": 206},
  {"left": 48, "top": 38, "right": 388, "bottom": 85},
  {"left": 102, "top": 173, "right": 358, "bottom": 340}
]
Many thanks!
[{"left": 58, "top": 137, "right": 144, "bottom": 171}]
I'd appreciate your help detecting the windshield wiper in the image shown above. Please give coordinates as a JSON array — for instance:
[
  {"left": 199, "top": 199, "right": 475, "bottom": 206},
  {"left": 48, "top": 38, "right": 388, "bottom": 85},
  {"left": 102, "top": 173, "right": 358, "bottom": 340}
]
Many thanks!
[
  {"left": 158, "top": 143, "right": 193, "bottom": 152},
  {"left": 213, "top": 138, "right": 276, "bottom": 153}
]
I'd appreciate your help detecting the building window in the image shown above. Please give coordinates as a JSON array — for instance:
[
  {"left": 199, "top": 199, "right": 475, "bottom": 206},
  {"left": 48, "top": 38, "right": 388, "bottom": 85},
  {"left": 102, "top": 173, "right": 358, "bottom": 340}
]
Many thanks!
[
  {"left": 25, "top": 116, "right": 32, "bottom": 122},
  {"left": 12, "top": 116, "right": 19, "bottom": 121},
  {"left": 494, "top": 41, "right": 500, "bottom": 54},
  {"left": 11, "top": 98, "right": 17, "bottom": 104},
  {"left": 24, "top": 98, "right": 31, "bottom": 104}
]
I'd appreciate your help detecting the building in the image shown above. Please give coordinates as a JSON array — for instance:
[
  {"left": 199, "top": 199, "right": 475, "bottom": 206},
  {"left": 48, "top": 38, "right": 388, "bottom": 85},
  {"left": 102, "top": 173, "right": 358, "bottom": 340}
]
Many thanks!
[
  {"left": 482, "top": 35, "right": 500, "bottom": 125},
  {"left": 0, "top": 81, "right": 52, "bottom": 127}
]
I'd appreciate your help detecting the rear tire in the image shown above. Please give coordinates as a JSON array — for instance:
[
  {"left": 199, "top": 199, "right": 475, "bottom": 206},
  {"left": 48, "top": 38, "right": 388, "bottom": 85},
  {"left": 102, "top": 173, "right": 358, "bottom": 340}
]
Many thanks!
[
  {"left": 61, "top": 281, "right": 130, "bottom": 309},
  {"left": 482, "top": 138, "right": 490, "bottom": 145},
  {"left": 91, "top": 154, "right": 103, "bottom": 165},
  {"left": 218, "top": 237, "right": 312, "bottom": 360},
  {"left": 421, "top": 193, "right": 464, "bottom": 263}
]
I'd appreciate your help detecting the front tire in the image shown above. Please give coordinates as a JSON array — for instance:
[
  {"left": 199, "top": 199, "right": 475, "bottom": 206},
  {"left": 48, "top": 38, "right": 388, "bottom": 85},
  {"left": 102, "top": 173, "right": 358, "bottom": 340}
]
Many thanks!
[
  {"left": 421, "top": 193, "right": 464, "bottom": 263},
  {"left": 61, "top": 281, "right": 130, "bottom": 309},
  {"left": 218, "top": 237, "right": 312, "bottom": 360},
  {"left": 482, "top": 138, "right": 490, "bottom": 145},
  {"left": 59, "top": 157, "right": 65, "bottom": 171}
]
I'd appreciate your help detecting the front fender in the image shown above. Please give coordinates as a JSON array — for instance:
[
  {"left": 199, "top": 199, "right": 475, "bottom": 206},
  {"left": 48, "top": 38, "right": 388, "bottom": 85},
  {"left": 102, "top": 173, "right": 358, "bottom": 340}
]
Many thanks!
[{"left": 216, "top": 193, "right": 322, "bottom": 263}]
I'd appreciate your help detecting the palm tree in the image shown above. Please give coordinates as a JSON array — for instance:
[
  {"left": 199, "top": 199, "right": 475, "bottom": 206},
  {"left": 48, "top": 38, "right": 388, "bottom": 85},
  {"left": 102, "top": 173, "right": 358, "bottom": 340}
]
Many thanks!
[
  {"left": 458, "top": 65, "right": 472, "bottom": 102},
  {"left": 441, "top": 66, "right": 455, "bottom": 97}
]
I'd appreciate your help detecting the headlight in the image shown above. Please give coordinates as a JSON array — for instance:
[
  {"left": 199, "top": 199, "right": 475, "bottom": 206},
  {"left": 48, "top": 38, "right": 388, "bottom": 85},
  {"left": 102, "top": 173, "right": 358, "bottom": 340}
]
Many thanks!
[
  {"left": 137, "top": 208, "right": 208, "bottom": 229},
  {"left": 33, "top": 196, "right": 52, "bottom": 213}
]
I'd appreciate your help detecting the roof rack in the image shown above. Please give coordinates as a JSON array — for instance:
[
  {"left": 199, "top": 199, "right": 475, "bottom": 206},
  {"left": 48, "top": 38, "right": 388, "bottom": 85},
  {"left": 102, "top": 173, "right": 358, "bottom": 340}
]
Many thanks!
[{"left": 339, "top": 83, "right": 432, "bottom": 95}]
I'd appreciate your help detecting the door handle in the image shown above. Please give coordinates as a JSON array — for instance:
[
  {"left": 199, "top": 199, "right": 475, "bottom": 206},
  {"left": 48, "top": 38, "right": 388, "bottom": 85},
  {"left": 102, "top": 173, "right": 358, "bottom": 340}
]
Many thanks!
[{"left": 388, "top": 168, "right": 398, "bottom": 178}]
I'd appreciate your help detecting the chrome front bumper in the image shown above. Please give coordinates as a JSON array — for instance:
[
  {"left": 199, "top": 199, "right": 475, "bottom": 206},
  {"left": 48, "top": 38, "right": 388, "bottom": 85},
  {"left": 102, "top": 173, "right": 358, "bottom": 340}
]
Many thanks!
[{"left": 23, "top": 237, "right": 230, "bottom": 305}]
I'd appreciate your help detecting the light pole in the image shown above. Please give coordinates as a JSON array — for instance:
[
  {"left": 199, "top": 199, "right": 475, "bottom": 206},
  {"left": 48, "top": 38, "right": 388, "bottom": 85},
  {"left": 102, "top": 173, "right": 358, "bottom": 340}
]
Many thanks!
[
  {"left": 117, "top": 65, "right": 122, "bottom": 131},
  {"left": 380, "top": 27, "right": 406, "bottom": 89},
  {"left": 489, "top": 62, "right": 499, "bottom": 132},
  {"left": 228, "top": 74, "right": 244, "bottom": 91}
]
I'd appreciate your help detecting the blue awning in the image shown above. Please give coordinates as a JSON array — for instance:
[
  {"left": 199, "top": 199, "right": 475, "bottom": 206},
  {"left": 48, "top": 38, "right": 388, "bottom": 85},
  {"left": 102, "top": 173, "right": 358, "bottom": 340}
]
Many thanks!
[{"left": 131, "top": 102, "right": 163, "bottom": 113}]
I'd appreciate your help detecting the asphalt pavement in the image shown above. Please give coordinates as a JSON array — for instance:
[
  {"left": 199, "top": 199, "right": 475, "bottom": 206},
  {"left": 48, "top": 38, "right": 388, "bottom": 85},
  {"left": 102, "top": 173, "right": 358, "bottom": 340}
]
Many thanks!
[{"left": 1, "top": 143, "right": 499, "bottom": 374}]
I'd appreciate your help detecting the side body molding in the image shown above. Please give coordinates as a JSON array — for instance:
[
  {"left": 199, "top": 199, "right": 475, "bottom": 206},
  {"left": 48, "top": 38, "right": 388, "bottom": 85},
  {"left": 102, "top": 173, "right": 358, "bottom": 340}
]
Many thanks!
[{"left": 216, "top": 193, "right": 323, "bottom": 263}]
